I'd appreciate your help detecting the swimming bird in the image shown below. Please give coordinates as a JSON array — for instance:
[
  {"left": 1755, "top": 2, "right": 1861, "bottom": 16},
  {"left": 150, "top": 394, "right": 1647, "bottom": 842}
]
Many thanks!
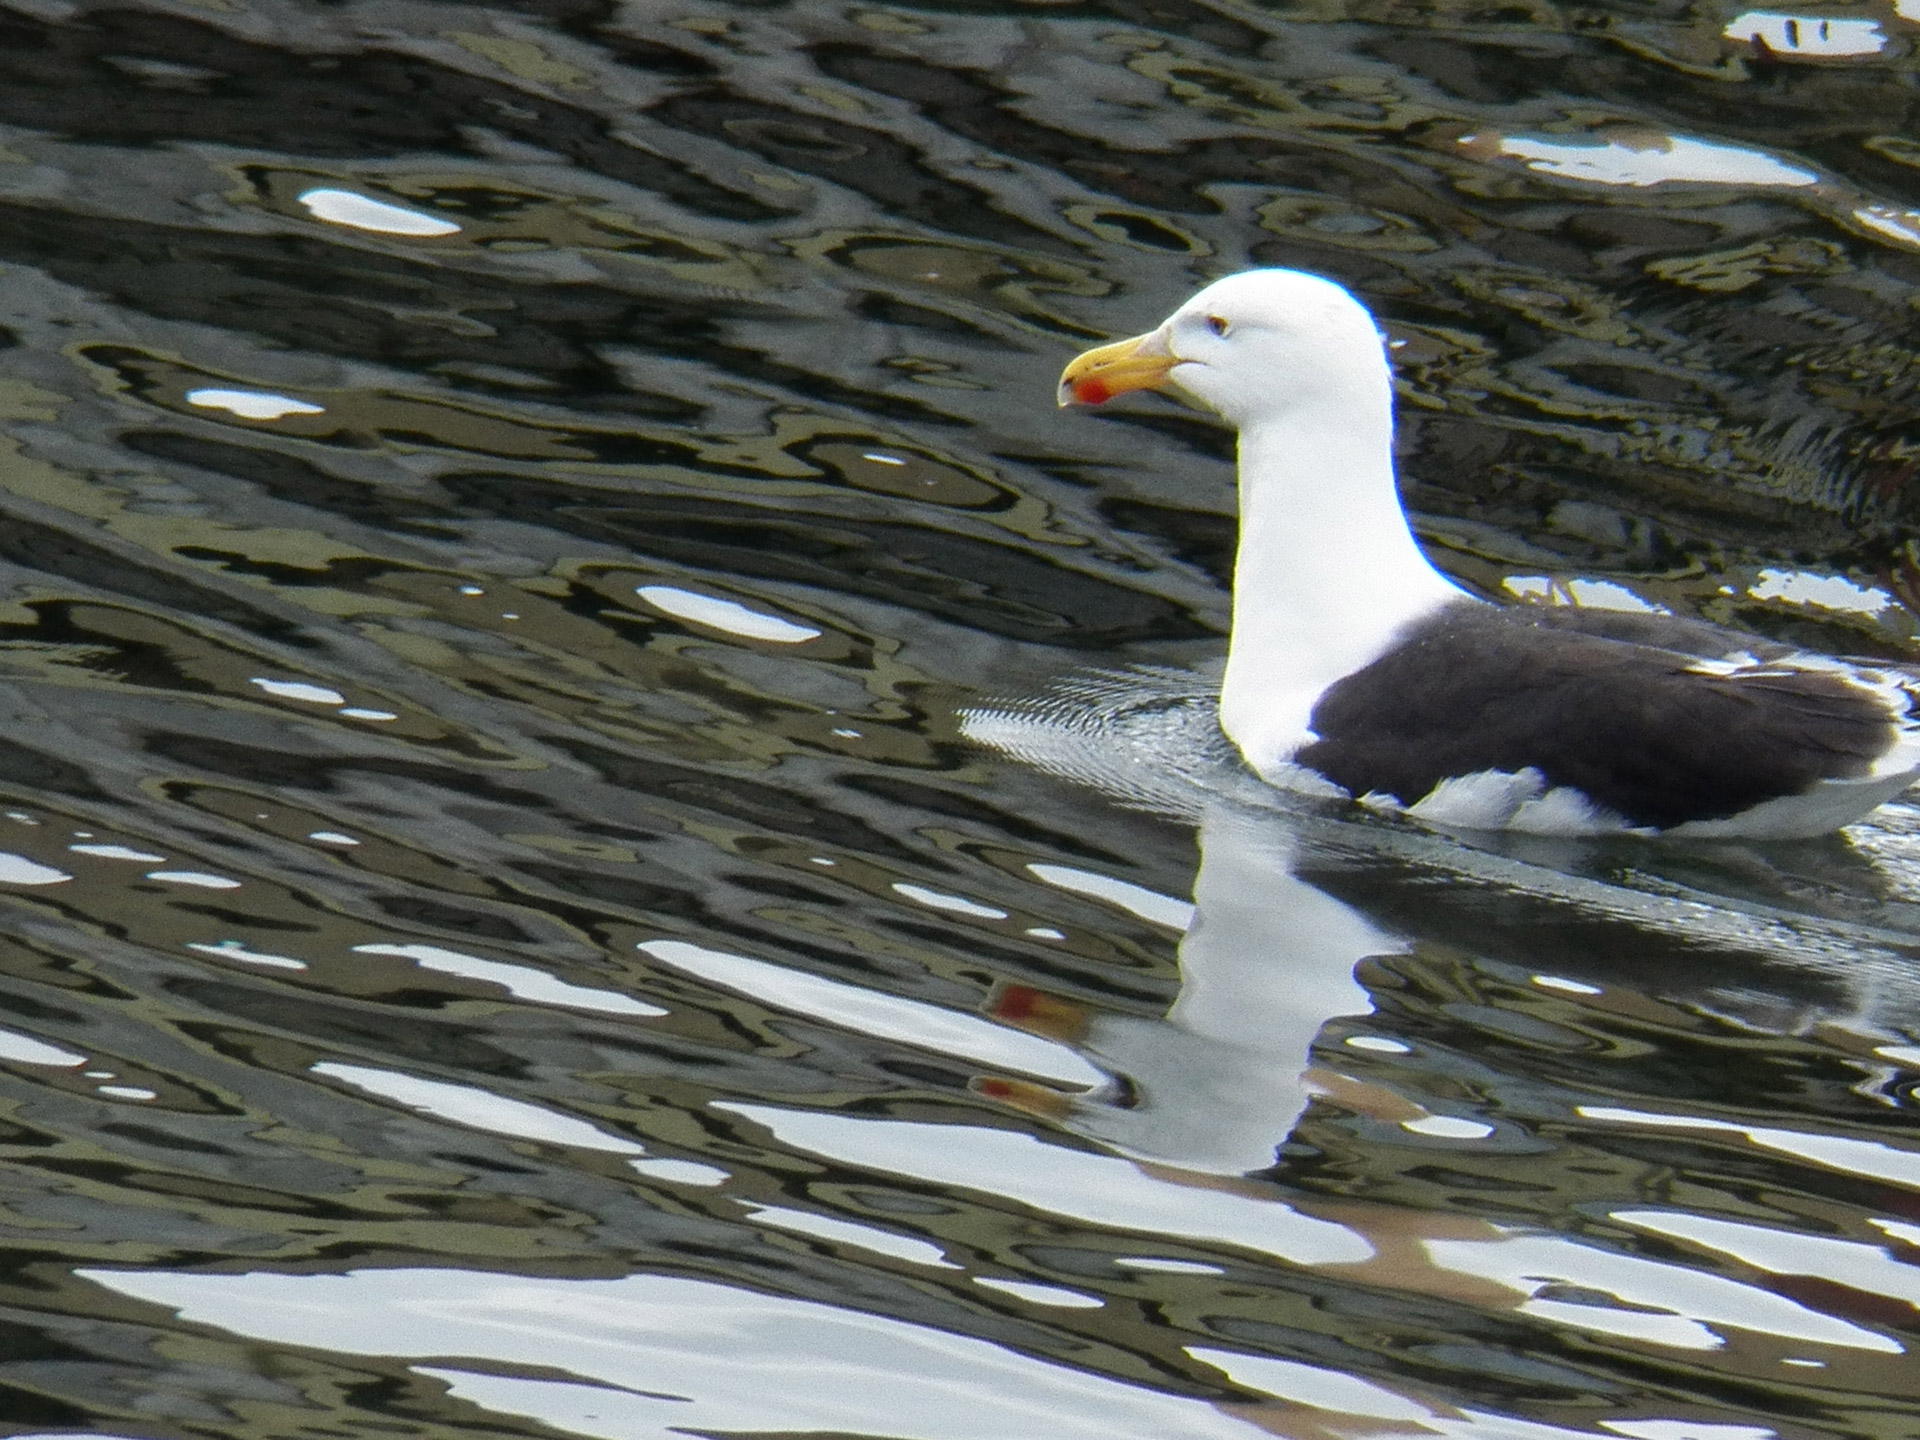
[{"left": 1058, "top": 269, "right": 1920, "bottom": 838}]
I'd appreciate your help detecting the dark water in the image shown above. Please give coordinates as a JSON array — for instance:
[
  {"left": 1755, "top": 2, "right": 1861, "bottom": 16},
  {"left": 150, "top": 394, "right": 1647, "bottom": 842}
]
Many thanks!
[{"left": 1, "top": 1, "right": 1919, "bottom": 1436}]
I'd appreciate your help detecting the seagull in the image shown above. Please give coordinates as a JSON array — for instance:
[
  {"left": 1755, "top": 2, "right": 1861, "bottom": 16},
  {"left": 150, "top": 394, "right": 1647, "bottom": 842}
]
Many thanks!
[{"left": 1058, "top": 268, "right": 1920, "bottom": 838}]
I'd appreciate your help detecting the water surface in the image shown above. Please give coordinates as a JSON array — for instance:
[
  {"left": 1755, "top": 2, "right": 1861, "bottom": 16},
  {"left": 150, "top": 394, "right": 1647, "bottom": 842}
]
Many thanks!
[{"left": 0, "top": 1, "right": 1919, "bottom": 1436}]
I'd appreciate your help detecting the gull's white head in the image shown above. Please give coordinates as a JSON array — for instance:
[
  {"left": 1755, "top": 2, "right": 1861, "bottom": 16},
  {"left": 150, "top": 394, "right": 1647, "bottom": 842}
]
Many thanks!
[
  {"left": 1058, "top": 269, "right": 1463, "bottom": 779},
  {"left": 1059, "top": 269, "right": 1393, "bottom": 430}
]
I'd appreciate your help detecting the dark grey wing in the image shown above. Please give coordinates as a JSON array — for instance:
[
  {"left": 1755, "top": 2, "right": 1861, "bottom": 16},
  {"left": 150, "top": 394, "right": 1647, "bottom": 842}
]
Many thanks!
[{"left": 1294, "top": 606, "right": 1904, "bottom": 830}]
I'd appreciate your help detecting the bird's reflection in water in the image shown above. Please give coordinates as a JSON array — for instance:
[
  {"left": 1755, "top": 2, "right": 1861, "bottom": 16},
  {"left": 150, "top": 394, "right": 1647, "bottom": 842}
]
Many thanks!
[
  {"left": 992, "top": 806, "right": 1400, "bottom": 1178},
  {"left": 969, "top": 666, "right": 1920, "bottom": 1173},
  {"left": 967, "top": 669, "right": 1920, "bottom": 1397}
]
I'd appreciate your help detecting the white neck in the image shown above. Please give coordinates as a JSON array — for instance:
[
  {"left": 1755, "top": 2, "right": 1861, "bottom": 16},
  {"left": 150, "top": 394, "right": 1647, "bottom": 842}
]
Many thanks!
[{"left": 1218, "top": 396, "right": 1471, "bottom": 778}]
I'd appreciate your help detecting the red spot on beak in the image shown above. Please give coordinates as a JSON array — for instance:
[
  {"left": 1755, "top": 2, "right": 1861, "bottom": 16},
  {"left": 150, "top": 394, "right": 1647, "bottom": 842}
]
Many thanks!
[{"left": 1070, "top": 377, "right": 1113, "bottom": 406}]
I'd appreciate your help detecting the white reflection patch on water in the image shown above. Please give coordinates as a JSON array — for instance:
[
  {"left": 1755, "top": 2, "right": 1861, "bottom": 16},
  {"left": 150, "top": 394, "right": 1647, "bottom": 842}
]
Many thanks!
[
  {"left": 144, "top": 870, "right": 241, "bottom": 889},
  {"left": 1188, "top": 1347, "right": 1431, "bottom": 1422},
  {"left": 1723, "top": 10, "right": 1885, "bottom": 54},
  {"left": 355, "top": 942, "right": 667, "bottom": 1018},
  {"left": 714, "top": 1102, "right": 1373, "bottom": 1264},
  {"left": 1614, "top": 1210, "right": 1920, "bottom": 1311},
  {"left": 296, "top": 187, "right": 463, "bottom": 236},
  {"left": 972, "top": 1276, "right": 1102, "bottom": 1307},
  {"left": 639, "top": 939, "right": 1103, "bottom": 1088},
  {"left": 742, "top": 1202, "right": 960, "bottom": 1268},
  {"left": 1424, "top": 1234, "right": 1901, "bottom": 1352},
  {"left": 184, "top": 388, "right": 325, "bottom": 420},
  {"left": 890, "top": 882, "right": 1010, "bottom": 919},
  {"left": 1196, "top": 1346, "right": 1648, "bottom": 1439},
  {"left": 1532, "top": 974, "right": 1603, "bottom": 995},
  {"left": 0, "top": 854, "right": 70, "bottom": 885},
  {"left": 1345, "top": 1034, "right": 1411, "bottom": 1053},
  {"left": 1854, "top": 203, "right": 1920, "bottom": 247},
  {"left": 628, "top": 1158, "right": 729, "bottom": 1186},
  {"left": 248, "top": 677, "right": 346, "bottom": 705},
  {"left": 1400, "top": 1115, "right": 1496, "bottom": 1139},
  {"left": 0, "top": 1028, "right": 86, "bottom": 1067},
  {"left": 1872, "top": 1216, "right": 1920, "bottom": 1246},
  {"left": 1579, "top": 1105, "right": 1920, "bottom": 1187},
  {"left": 1026, "top": 862, "right": 1196, "bottom": 931},
  {"left": 69, "top": 843, "right": 167, "bottom": 862},
  {"left": 80, "top": 1267, "right": 1268, "bottom": 1440},
  {"left": 1115, "top": 1256, "right": 1224, "bottom": 1275},
  {"left": 311, "top": 1062, "right": 647, "bottom": 1154},
  {"left": 1478, "top": 134, "right": 1820, "bottom": 188},
  {"left": 1502, "top": 576, "right": 1669, "bottom": 613},
  {"left": 635, "top": 585, "right": 822, "bottom": 643},
  {"left": 187, "top": 940, "right": 308, "bottom": 971},
  {"left": 1749, "top": 568, "right": 1892, "bottom": 614}
]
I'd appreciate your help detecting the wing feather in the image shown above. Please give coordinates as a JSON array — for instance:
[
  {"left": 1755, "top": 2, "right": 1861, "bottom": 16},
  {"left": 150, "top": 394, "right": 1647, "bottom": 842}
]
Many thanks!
[{"left": 1296, "top": 604, "right": 1911, "bottom": 830}]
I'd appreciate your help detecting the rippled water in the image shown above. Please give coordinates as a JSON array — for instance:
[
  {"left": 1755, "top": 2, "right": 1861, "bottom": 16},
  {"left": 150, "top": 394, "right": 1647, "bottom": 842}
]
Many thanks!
[{"left": 2, "top": 1, "right": 1920, "bottom": 1436}]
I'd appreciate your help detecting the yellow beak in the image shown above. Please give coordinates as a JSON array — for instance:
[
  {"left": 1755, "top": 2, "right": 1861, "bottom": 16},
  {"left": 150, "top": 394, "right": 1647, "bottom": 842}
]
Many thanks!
[{"left": 1057, "top": 329, "right": 1179, "bottom": 407}]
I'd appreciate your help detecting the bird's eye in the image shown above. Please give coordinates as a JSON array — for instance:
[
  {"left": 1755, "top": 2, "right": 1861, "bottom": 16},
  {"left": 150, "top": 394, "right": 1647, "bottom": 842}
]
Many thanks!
[{"left": 1206, "top": 315, "right": 1231, "bottom": 337}]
